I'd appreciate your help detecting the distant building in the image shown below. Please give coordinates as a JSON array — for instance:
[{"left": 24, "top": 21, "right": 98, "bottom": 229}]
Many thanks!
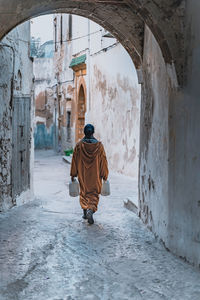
[
  {"left": 33, "top": 55, "right": 56, "bottom": 150},
  {"left": 30, "top": 37, "right": 41, "bottom": 57},
  {"left": 31, "top": 39, "right": 54, "bottom": 58},
  {"left": 37, "top": 40, "right": 54, "bottom": 58}
]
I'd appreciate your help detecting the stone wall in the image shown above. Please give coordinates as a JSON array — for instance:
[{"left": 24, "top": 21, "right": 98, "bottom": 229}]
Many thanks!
[
  {"left": 0, "top": 22, "right": 33, "bottom": 211},
  {"left": 0, "top": 46, "right": 13, "bottom": 211}
]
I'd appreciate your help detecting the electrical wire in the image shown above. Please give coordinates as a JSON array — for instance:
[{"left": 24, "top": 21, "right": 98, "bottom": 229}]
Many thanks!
[{"left": 15, "top": 29, "right": 103, "bottom": 45}]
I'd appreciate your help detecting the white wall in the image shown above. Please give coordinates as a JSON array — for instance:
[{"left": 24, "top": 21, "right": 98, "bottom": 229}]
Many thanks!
[
  {"left": 88, "top": 44, "right": 141, "bottom": 178},
  {"left": 139, "top": 21, "right": 200, "bottom": 267}
]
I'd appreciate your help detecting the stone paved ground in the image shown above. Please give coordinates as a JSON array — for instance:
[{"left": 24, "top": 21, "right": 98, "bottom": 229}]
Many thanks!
[{"left": 0, "top": 150, "right": 200, "bottom": 300}]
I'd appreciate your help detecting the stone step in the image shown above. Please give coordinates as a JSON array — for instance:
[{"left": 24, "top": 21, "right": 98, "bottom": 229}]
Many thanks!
[
  {"left": 62, "top": 156, "right": 72, "bottom": 164},
  {"left": 124, "top": 197, "right": 138, "bottom": 215}
]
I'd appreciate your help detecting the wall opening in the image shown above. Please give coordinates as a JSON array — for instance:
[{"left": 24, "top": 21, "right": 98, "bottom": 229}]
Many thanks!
[
  {"left": 76, "top": 85, "right": 86, "bottom": 143},
  {"left": 0, "top": 12, "right": 142, "bottom": 212}
]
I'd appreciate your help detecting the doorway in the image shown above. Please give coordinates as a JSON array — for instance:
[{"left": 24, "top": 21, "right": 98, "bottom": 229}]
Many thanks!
[{"left": 76, "top": 85, "right": 86, "bottom": 142}]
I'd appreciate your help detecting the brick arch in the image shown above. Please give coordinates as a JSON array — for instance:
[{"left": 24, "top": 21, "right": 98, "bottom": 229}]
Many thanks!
[{"left": 0, "top": 0, "right": 183, "bottom": 83}]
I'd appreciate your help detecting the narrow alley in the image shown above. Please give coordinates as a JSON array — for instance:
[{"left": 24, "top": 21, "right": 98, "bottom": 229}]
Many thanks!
[{"left": 0, "top": 151, "right": 199, "bottom": 300}]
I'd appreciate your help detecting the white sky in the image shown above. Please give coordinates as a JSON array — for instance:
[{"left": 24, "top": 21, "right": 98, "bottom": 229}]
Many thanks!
[{"left": 31, "top": 15, "right": 53, "bottom": 44}]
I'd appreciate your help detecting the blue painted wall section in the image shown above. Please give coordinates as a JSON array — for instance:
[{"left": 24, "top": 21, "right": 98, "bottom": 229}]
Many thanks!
[{"left": 34, "top": 123, "right": 55, "bottom": 149}]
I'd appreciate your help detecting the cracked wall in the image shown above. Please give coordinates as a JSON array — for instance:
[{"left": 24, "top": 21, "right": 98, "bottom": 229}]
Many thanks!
[
  {"left": 0, "top": 47, "right": 13, "bottom": 211},
  {"left": 139, "top": 23, "right": 200, "bottom": 267},
  {"left": 139, "top": 26, "right": 169, "bottom": 234}
]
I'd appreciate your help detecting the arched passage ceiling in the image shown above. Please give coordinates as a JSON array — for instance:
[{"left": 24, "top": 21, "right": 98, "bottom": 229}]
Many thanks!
[{"left": 0, "top": 0, "right": 184, "bottom": 84}]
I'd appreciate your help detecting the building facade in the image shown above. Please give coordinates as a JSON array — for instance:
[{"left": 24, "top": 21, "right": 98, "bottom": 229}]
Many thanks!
[
  {"left": 32, "top": 41, "right": 56, "bottom": 150},
  {"left": 0, "top": 22, "right": 34, "bottom": 211},
  {"left": 53, "top": 14, "right": 141, "bottom": 178}
]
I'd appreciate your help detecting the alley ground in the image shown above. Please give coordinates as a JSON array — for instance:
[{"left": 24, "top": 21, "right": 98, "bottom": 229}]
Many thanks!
[{"left": 0, "top": 151, "right": 200, "bottom": 300}]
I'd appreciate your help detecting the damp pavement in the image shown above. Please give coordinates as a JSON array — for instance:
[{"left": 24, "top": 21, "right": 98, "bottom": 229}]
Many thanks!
[{"left": 0, "top": 150, "right": 200, "bottom": 300}]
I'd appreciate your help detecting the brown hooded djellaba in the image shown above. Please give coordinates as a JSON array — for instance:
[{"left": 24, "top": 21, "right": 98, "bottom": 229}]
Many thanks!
[{"left": 70, "top": 141, "right": 108, "bottom": 212}]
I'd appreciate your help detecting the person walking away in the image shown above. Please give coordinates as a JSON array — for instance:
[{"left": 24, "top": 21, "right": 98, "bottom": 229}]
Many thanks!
[{"left": 70, "top": 124, "right": 109, "bottom": 224}]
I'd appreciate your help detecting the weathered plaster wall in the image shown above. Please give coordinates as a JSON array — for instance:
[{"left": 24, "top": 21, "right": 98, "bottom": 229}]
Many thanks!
[
  {"left": 0, "top": 22, "right": 33, "bottom": 211},
  {"left": 53, "top": 14, "right": 74, "bottom": 152},
  {"left": 88, "top": 44, "right": 141, "bottom": 178},
  {"left": 0, "top": 47, "right": 13, "bottom": 211},
  {"left": 166, "top": 1, "right": 200, "bottom": 267},
  {"left": 140, "top": 22, "right": 200, "bottom": 268},
  {"left": 1, "top": 1, "right": 199, "bottom": 268},
  {"left": 139, "top": 26, "right": 169, "bottom": 236}
]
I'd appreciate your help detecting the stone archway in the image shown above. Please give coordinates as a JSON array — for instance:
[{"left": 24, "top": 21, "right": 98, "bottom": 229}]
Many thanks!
[
  {"left": 0, "top": 0, "right": 184, "bottom": 83},
  {"left": 1, "top": 1, "right": 199, "bottom": 268},
  {"left": 0, "top": 1, "right": 181, "bottom": 238}
]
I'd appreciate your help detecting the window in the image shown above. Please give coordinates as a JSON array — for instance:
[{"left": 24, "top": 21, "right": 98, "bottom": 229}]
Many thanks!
[
  {"left": 67, "top": 111, "right": 71, "bottom": 141},
  {"left": 54, "top": 17, "right": 57, "bottom": 52},
  {"left": 68, "top": 15, "right": 72, "bottom": 40},
  {"left": 17, "top": 70, "right": 22, "bottom": 90},
  {"left": 60, "top": 15, "right": 63, "bottom": 45},
  {"left": 67, "top": 111, "right": 71, "bottom": 127}
]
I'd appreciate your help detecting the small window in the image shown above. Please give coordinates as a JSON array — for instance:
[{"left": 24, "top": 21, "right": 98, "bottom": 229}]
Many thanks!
[
  {"left": 68, "top": 15, "right": 72, "bottom": 40},
  {"left": 67, "top": 111, "right": 71, "bottom": 141},
  {"left": 17, "top": 70, "right": 22, "bottom": 90},
  {"left": 60, "top": 15, "right": 63, "bottom": 45},
  {"left": 54, "top": 17, "right": 57, "bottom": 52},
  {"left": 67, "top": 111, "right": 71, "bottom": 128}
]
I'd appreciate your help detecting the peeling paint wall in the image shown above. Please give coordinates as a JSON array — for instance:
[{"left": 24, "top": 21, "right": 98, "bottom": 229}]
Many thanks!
[
  {"left": 51, "top": 12, "right": 200, "bottom": 267},
  {"left": 0, "top": 47, "right": 13, "bottom": 211},
  {"left": 139, "top": 26, "right": 169, "bottom": 235},
  {"left": 166, "top": 0, "right": 200, "bottom": 267},
  {"left": 139, "top": 23, "right": 200, "bottom": 267},
  {"left": 88, "top": 44, "right": 141, "bottom": 178},
  {"left": 53, "top": 14, "right": 74, "bottom": 153},
  {"left": 0, "top": 22, "right": 33, "bottom": 211}
]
